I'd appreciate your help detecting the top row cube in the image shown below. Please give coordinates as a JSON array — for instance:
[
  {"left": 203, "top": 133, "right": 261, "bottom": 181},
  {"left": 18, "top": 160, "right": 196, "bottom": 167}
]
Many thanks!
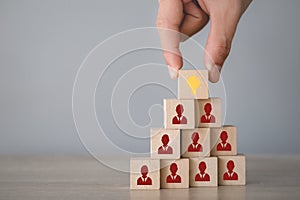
[{"left": 178, "top": 70, "right": 208, "bottom": 99}]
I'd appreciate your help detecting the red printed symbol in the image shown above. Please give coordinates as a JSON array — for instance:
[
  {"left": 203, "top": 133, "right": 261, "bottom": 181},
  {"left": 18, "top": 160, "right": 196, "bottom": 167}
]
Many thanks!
[
  {"left": 195, "top": 161, "right": 210, "bottom": 181},
  {"left": 137, "top": 165, "right": 152, "bottom": 185},
  {"left": 158, "top": 134, "right": 173, "bottom": 154},
  {"left": 166, "top": 163, "right": 181, "bottom": 183},
  {"left": 200, "top": 103, "right": 216, "bottom": 123},
  {"left": 223, "top": 160, "right": 238, "bottom": 180},
  {"left": 217, "top": 131, "right": 232, "bottom": 151},
  {"left": 188, "top": 132, "right": 203, "bottom": 152},
  {"left": 172, "top": 104, "right": 187, "bottom": 124}
]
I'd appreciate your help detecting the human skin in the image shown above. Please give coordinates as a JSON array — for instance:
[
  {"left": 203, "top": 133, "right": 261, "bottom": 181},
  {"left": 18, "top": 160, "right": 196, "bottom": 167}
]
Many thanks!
[{"left": 156, "top": 0, "right": 252, "bottom": 82}]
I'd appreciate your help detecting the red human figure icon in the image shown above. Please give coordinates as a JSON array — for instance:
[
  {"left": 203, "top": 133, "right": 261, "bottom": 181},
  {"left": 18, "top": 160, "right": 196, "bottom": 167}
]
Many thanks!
[
  {"left": 217, "top": 131, "right": 232, "bottom": 151},
  {"left": 158, "top": 134, "right": 173, "bottom": 154},
  {"left": 166, "top": 163, "right": 182, "bottom": 183},
  {"left": 195, "top": 161, "right": 210, "bottom": 181},
  {"left": 188, "top": 132, "right": 203, "bottom": 152},
  {"left": 200, "top": 103, "right": 216, "bottom": 123},
  {"left": 223, "top": 160, "right": 238, "bottom": 180},
  {"left": 137, "top": 165, "right": 152, "bottom": 185},
  {"left": 172, "top": 104, "right": 187, "bottom": 124}
]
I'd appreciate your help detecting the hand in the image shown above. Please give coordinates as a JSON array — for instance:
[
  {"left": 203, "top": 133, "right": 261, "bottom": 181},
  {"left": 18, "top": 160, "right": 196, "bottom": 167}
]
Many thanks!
[{"left": 157, "top": 0, "right": 252, "bottom": 82}]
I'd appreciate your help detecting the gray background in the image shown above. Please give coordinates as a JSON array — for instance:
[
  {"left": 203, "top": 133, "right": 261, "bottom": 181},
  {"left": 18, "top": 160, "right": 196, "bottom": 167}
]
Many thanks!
[{"left": 0, "top": 0, "right": 300, "bottom": 155}]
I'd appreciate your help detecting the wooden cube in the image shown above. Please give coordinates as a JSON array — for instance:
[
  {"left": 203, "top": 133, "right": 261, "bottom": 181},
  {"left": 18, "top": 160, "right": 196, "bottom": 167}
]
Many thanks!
[
  {"left": 189, "top": 157, "right": 218, "bottom": 187},
  {"left": 196, "top": 98, "right": 222, "bottom": 128},
  {"left": 178, "top": 70, "right": 209, "bottom": 99},
  {"left": 164, "top": 99, "right": 195, "bottom": 129},
  {"left": 181, "top": 128, "right": 210, "bottom": 158},
  {"left": 150, "top": 128, "right": 180, "bottom": 159},
  {"left": 211, "top": 126, "right": 237, "bottom": 156},
  {"left": 160, "top": 159, "right": 189, "bottom": 189},
  {"left": 218, "top": 155, "right": 246, "bottom": 186},
  {"left": 130, "top": 158, "right": 160, "bottom": 190}
]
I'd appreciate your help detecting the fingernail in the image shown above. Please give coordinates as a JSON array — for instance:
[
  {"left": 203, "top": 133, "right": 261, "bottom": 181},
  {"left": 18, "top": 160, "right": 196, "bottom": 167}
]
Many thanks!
[
  {"left": 168, "top": 65, "right": 178, "bottom": 79},
  {"left": 207, "top": 64, "right": 221, "bottom": 83}
]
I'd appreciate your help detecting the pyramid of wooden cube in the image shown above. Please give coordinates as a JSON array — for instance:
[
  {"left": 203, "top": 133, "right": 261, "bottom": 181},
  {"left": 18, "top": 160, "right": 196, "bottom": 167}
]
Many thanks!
[{"left": 130, "top": 69, "right": 246, "bottom": 189}]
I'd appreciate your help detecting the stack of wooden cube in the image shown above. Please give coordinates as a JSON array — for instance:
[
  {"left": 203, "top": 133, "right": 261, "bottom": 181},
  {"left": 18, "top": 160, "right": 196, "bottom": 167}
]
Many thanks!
[{"left": 130, "top": 70, "right": 246, "bottom": 190}]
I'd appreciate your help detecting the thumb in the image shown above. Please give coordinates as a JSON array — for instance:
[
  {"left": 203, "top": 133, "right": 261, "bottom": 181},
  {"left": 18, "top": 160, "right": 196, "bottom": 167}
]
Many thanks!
[{"left": 204, "top": 14, "right": 238, "bottom": 83}]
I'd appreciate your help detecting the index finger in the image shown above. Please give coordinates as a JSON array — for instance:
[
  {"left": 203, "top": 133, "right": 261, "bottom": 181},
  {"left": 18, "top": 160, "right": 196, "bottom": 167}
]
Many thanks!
[{"left": 156, "top": 0, "right": 184, "bottom": 79}]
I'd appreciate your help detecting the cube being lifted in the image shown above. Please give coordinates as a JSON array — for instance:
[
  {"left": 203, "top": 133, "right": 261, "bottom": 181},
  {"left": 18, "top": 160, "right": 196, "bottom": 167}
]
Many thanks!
[
  {"left": 218, "top": 155, "right": 246, "bottom": 186},
  {"left": 178, "top": 70, "right": 209, "bottom": 99},
  {"left": 196, "top": 98, "right": 222, "bottom": 128},
  {"left": 164, "top": 99, "right": 195, "bottom": 129},
  {"left": 150, "top": 128, "right": 180, "bottom": 159},
  {"left": 130, "top": 158, "right": 160, "bottom": 190}
]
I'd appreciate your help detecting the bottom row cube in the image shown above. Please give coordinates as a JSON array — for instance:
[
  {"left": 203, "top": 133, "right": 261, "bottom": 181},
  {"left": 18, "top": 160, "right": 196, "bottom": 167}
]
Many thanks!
[
  {"left": 160, "top": 159, "right": 189, "bottom": 189},
  {"left": 130, "top": 155, "right": 246, "bottom": 190},
  {"left": 130, "top": 158, "right": 160, "bottom": 190},
  {"left": 189, "top": 157, "right": 218, "bottom": 187},
  {"left": 218, "top": 155, "right": 246, "bottom": 186}
]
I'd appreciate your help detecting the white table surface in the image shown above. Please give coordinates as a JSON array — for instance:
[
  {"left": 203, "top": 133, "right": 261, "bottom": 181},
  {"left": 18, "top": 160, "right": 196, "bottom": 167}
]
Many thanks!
[{"left": 0, "top": 155, "right": 299, "bottom": 200}]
